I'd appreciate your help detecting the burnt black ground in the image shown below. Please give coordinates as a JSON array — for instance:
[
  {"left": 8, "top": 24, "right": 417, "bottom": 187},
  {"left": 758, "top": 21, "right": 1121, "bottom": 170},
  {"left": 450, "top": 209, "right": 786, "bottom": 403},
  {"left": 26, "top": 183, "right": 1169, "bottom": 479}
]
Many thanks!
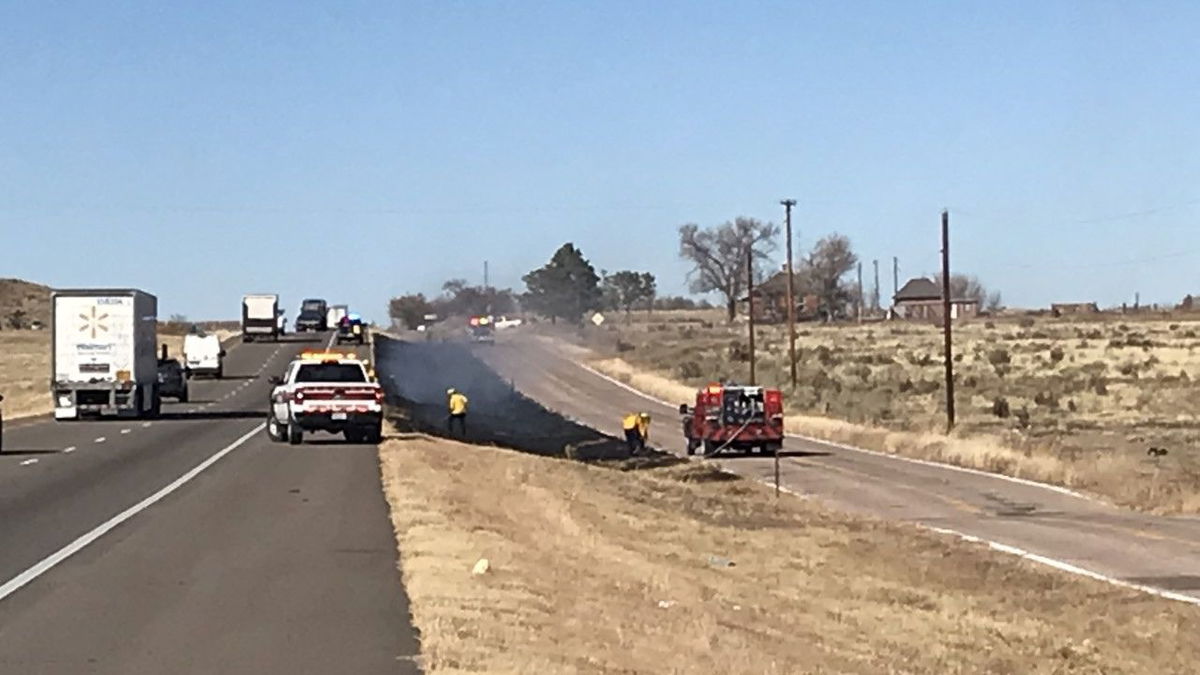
[{"left": 376, "top": 335, "right": 651, "bottom": 462}]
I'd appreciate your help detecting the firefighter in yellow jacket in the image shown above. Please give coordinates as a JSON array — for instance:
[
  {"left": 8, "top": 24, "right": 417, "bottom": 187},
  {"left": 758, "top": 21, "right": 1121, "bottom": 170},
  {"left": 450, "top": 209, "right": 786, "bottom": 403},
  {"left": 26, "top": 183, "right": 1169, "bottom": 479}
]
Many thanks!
[
  {"left": 621, "top": 412, "right": 651, "bottom": 455},
  {"left": 447, "top": 388, "right": 469, "bottom": 436}
]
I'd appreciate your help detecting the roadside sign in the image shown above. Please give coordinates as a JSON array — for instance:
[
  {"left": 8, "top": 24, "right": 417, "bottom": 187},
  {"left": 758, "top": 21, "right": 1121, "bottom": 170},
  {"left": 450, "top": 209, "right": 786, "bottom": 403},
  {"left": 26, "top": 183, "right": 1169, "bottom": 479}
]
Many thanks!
[{"left": 591, "top": 312, "right": 605, "bottom": 326}]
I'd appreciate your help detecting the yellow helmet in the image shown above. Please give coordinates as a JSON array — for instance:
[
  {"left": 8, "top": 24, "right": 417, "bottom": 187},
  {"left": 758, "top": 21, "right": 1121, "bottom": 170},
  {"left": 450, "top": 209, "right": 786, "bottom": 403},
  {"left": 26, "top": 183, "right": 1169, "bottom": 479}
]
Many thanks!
[
  {"left": 447, "top": 388, "right": 456, "bottom": 395},
  {"left": 639, "top": 412, "right": 650, "bottom": 419}
]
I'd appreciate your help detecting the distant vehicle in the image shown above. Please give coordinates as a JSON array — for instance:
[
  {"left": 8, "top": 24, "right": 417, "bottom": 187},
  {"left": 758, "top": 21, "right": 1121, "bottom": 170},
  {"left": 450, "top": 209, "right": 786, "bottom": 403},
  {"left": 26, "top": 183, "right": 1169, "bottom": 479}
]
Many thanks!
[
  {"left": 156, "top": 357, "right": 189, "bottom": 402},
  {"left": 266, "top": 351, "right": 384, "bottom": 445},
  {"left": 242, "top": 294, "right": 280, "bottom": 342},
  {"left": 494, "top": 316, "right": 523, "bottom": 329},
  {"left": 335, "top": 314, "right": 366, "bottom": 345},
  {"left": 296, "top": 298, "right": 328, "bottom": 332},
  {"left": 467, "top": 316, "right": 495, "bottom": 344},
  {"left": 326, "top": 304, "right": 348, "bottom": 329},
  {"left": 52, "top": 289, "right": 160, "bottom": 420},
  {"left": 184, "top": 331, "right": 225, "bottom": 378},
  {"left": 276, "top": 310, "right": 287, "bottom": 335},
  {"left": 681, "top": 383, "right": 784, "bottom": 456}
]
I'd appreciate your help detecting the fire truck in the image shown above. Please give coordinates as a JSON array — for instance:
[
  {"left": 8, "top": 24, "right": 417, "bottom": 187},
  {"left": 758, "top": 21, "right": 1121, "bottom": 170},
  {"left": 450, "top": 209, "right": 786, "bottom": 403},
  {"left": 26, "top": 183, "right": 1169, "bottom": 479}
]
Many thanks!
[{"left": 680, "top": 383, "right": 785, "bottom": 456}]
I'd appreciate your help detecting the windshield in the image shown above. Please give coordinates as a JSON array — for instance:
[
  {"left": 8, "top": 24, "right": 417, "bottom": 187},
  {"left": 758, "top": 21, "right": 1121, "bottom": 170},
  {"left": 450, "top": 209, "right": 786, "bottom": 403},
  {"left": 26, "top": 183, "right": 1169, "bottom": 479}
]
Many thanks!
[
  {"left": 302, "top": 300, "right": 324, "bottom": 311},
  {"left": 295, "top": 363, "right": 365, "bottom": 383}
]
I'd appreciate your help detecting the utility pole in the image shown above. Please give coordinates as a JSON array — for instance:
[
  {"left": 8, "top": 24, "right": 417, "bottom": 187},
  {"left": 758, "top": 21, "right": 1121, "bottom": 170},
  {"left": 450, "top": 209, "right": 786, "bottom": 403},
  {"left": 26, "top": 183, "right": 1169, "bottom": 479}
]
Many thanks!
[
  {"left": 483, "top": 260, "right": 489, "bottom": 290},
  {"left": 941, "top": 209, "right": 955, "bottom": 430},
  {"left": 856, "top": 262, "right": 864, "bottom": 323},
  {"left": 747, "top": 249, "right": 756, "bottom": 386},
  {"left": 872, "top": 259, "right": 880, "bottom": 313},
  {"left": 780, "top": 198, "right": 798, "bottom": 389},
  {"left": 892, "top": 256, "right": 899, "bottom": 319}
]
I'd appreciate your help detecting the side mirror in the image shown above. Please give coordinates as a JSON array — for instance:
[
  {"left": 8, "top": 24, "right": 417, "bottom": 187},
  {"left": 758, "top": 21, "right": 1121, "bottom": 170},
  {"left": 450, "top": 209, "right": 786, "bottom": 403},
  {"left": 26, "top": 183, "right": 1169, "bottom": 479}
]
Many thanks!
[
  {"left": 219, "top": 350, "right": 227, "bottom": 357},
  {"left": 0, "top": 394, "right": 5, "bottom": 402},
  {"left": 268, "top": 376, "right": 282, "bottom": 385},
  {"left": 678, "top": 403, "right": 689, "bottom": 415}
]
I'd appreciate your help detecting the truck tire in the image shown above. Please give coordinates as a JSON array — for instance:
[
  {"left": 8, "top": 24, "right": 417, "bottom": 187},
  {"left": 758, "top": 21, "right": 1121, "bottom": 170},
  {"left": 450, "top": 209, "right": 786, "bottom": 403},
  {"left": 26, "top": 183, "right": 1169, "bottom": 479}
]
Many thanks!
[
  {"left": 703, "top": 439, "right": 718, "bottom": 456},
  {"left": 179, "top": 387, "right": 189, "bottom": 403},
  {"left": 366, "top": 424, "right": 382, "bottom": 444},
  {"left": 686, "top": 437, "right": 698, "bottom": 456},
  {"left": 266, "top": 414, "right": 286, "bottom": 442},
  {"left": 344, "top": 428, "right": 363, "bottom": 443},
  {"left": 287, "top": 424, "right": 303, "bottom": 445}
]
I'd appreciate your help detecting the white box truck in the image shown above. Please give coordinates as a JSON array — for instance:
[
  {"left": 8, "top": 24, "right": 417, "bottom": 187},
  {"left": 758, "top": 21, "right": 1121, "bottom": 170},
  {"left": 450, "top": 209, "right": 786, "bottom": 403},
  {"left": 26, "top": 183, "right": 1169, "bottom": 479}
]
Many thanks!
[
  {"left": 326, "top": 304, "right": 348, "bottom": 328},
  {"left": 242, "top": 294, "right": 280, "bottom": 342},
  {"left": 52, "top": 289, "right": 159, "bottom": 420}
]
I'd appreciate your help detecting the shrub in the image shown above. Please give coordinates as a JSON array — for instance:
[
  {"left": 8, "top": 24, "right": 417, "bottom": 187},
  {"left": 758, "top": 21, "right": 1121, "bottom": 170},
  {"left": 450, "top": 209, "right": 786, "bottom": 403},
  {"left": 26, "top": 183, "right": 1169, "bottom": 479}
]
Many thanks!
[
  {"left": 678, "top": 361, "right": 703, "bottom": 379},
  {"left": 1049, "top": 346, "right": 1065, "bottom": 364},
  {"left": 617, "top": 340, "right": 635, "bottom": 353},
  {"left": 987, "top": 348, "right": 1011, "bottom": 367},
  {"left": 1018, "top": 317, "right": 1035, "bottom": 328},
  {"left": 992, "top": 397, "right": 1011, "bottom": 418},
  {"left": 727, "top": 341, "right": 750, "bottom": 362}
]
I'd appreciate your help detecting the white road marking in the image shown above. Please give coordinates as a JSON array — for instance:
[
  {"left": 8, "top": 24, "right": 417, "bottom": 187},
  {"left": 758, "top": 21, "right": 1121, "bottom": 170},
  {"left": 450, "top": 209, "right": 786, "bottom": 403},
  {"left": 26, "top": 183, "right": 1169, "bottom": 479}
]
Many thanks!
[
  {"left": 0, "top": 423, "right": 266, "bottom": 604},
  {"left": 925, "top": 525, "right": 1200, "bottom": 605},
  {"left": 141, "top": 422, "right": 152, "bottom": 428},
  {"left": 120, "top": 429, "right": 131, "bottom": 435},
  {"left": 19, "top": 459, "right": 38, "bottom": 466},
  {"left": 63, "top": 446, "right": 76, "bottom": 454},
  {"left": 94, "top": 437, "right": 106, "bottom": 444},
  {"left": 570, "top": 358, "right": 1199, "bottom": 606}
]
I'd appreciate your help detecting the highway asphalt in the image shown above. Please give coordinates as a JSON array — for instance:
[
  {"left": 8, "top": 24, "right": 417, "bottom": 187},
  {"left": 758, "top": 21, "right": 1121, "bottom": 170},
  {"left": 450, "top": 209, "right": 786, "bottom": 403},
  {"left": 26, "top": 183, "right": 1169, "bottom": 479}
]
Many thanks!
[
  {"left": 0, "top": 332, "right": 419, "bottom": 674},
  {"left": 474, "top": 335, "right": 1200, "bottom": 605}
]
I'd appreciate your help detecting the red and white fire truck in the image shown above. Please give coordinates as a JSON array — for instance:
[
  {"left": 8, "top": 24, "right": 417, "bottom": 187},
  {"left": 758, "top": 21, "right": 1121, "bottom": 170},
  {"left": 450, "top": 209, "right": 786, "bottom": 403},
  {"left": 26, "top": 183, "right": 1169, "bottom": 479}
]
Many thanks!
[{"left": 680, "top": 383, "right": 785, "bottom": 456}]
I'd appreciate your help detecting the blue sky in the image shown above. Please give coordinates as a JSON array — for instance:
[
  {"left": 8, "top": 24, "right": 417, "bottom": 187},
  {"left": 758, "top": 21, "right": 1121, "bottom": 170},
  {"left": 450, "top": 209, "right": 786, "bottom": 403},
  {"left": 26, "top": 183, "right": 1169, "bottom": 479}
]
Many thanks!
[{"left": 2, "top": 1, "right": 1198, "bottom": 320}]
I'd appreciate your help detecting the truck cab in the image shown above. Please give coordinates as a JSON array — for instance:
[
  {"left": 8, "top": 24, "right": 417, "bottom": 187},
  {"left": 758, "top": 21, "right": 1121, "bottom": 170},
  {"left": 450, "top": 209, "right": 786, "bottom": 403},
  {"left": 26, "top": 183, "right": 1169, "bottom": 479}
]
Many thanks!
[
  {"left": 266, "top": 352, "right": 384, "bottom": 445},
  {"left": 296, "top": 298, "right": 328, "bottom": 332},
  {"left": 681, "top": 383, "right": 784, "bottom": 456}
]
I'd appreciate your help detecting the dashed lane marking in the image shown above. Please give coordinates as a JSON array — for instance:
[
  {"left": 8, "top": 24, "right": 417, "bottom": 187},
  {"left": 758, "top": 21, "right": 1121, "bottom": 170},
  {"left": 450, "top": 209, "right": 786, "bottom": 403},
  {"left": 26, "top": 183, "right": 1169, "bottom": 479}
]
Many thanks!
[
  {"left": 19, "top": 459, "right": 37, "bottom": 466},
  {"left": 120, "top": 429, "right": 131, "bottom": 435},
  {"left": 94, "top": 437, "right": 106, "bottom": 444},
  {"left": 63, "top": 446, "right": 76, "bottom": 453},
  {"left": 0, "top": 423, "right": 266, "bottom": 604}
]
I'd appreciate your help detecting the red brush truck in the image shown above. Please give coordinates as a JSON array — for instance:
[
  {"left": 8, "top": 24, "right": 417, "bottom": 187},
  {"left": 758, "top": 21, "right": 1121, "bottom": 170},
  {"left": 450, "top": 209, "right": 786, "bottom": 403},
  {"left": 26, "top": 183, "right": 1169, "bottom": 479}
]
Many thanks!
[{"left": 680, "top": 383, "right": 785, "bottom": 456}]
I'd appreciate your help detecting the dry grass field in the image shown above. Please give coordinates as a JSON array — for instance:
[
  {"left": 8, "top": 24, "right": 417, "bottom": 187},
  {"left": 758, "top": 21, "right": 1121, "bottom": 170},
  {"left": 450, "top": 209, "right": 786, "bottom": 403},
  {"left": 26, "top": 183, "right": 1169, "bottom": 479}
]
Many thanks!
[
  {"left": 570, "top": 310, "right": 1200, "bottom": 513},
  {"left": 379, "top": 433, "right": 1200, "bottom": 674}
]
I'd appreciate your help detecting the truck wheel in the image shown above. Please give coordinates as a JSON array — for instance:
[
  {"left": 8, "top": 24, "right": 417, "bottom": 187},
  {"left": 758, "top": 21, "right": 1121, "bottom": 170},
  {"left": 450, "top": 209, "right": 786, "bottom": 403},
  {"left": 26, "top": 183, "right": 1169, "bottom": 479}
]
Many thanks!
[
  {"left": 179, "top": 387, "right": 189, "bottom": 403},
  {"left": 266, "top": 414, "right": 286, "bottom": 442},
  {"left": 344, "top": 428, "right": 363, "bottom": 443},
  {"left": 686, "top": 438, "right": 698, "bottom": 456},
  {"left": 366, "top": 424, "right": 382, "bottom": 444},
  {"left": 287, "top": 424, "right": 303, "bottom": 445},
  {"left": 703, "top": 440, "right": 717, "bottom": 456},
  {"left": 216, "top": 366, "right": 223, "bottom": 380}
]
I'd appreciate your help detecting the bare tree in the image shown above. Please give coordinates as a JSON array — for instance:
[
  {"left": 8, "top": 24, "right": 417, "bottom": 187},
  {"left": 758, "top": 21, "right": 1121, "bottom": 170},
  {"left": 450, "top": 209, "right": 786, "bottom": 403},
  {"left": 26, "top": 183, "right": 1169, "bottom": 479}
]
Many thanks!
[
  {"left": 796, "top": 234, "right": 859, "bottom": 320},
  {"left": 934, "top": 273, "right": 1003, "bottom": 311},
  {"left": 678, "top": 217, "right": 779, "bottom": 322}
]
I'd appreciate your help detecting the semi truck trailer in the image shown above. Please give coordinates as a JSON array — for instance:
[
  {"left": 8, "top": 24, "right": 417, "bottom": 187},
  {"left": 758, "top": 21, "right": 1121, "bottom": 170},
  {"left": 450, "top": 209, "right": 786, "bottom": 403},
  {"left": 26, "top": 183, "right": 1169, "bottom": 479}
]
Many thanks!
[{"left": 52, "top": 289, "right": 160, "bottom": 420}]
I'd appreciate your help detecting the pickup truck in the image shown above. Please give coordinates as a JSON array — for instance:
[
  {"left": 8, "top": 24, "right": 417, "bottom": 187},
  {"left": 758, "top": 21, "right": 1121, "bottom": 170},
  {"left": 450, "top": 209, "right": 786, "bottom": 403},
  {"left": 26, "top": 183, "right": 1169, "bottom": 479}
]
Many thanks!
[{"left": 266, "top": 352, "right": 383, "bottom": 445}]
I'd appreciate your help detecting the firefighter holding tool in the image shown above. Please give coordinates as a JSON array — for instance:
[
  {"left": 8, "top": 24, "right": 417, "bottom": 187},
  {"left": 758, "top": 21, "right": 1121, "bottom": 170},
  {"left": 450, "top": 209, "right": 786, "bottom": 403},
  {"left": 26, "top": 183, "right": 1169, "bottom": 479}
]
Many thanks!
[
  {"left": 621, "top": 412, "right": 651, "bottom": 455},
  {"left": 447, "top": 388, "right": 469, "bottom": 436}
]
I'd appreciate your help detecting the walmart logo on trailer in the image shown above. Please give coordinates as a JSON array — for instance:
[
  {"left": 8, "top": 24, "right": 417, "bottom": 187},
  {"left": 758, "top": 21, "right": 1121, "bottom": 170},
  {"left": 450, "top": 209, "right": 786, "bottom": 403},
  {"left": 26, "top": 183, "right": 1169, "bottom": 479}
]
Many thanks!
[{"left": 79, "top": 306, "right": 109, "bottom": 339}]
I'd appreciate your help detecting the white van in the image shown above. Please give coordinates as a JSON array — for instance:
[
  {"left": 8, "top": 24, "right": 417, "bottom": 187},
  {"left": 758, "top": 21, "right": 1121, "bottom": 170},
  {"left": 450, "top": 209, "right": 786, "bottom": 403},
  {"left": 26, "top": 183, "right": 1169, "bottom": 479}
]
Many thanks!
[{"left": 184, "top": 333, "right": 225, "bottom": 379}]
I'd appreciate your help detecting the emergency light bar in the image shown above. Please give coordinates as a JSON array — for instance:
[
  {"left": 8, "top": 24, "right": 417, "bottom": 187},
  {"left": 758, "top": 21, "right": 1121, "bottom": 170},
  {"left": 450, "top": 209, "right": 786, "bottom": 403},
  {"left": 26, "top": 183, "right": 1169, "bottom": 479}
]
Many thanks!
[{"left": 299, "top": 351, "right": 358, "bottom": 361}]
